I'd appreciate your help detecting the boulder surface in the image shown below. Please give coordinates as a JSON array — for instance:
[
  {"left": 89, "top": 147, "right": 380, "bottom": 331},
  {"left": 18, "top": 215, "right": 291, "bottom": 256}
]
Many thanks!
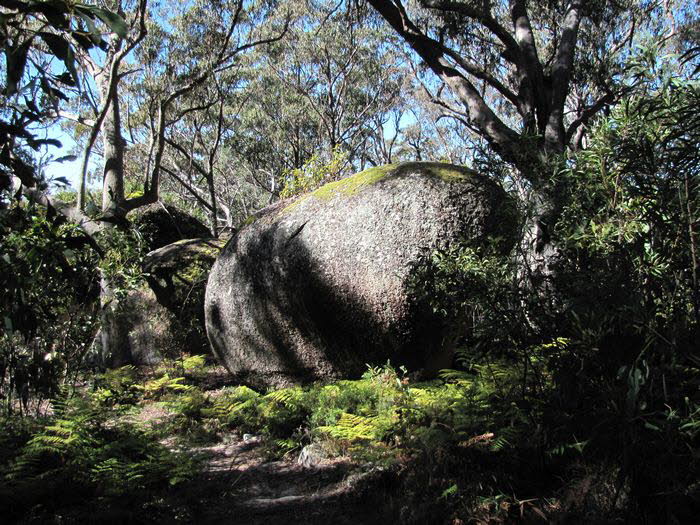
[
  {"left": 205, "top": 162, "right": 517, "bottom": 388},
  {"left": 144, "top": 237, "right": 226, "bottom": 355}
]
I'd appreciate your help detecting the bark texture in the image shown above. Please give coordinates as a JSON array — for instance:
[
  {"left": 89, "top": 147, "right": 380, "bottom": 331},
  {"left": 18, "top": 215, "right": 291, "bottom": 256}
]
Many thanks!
[{"left": 205, "top": 162, "right": 518, "bottom": 388}]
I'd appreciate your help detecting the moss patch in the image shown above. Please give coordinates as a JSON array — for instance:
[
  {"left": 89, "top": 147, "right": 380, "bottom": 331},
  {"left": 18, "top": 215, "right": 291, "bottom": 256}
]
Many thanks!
[
  {"left": 241, "top": 215, "right": 257, "bottom": 227},
  {"left": 282, "top": 161, "right": 474, "bottom": 214},
  {"left": 402, "top": 161, "right": 474, "bottom": 182},
  {"left": 311, "top": 164, "right": 396, "bottom": 199}
]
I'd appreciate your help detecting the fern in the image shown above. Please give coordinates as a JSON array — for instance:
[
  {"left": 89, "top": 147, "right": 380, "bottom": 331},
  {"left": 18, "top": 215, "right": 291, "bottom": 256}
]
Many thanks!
[
  {"left": 264, "top": 386, "right": 304, "bottom": 407},
  {"left": 141, "top": 374, "right": 191, "bottom": 400},
  {"left": 2, "top": 391, "right": 201, "bottom": 513},
  {"left": 317, "top": 413, "right": 381, "bottom": 441}
]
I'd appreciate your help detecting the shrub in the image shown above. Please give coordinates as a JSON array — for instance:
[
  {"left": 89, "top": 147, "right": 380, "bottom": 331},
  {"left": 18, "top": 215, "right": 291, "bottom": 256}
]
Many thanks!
[{"left": 0, "top": 205, "right": 99, "bottom": 416}]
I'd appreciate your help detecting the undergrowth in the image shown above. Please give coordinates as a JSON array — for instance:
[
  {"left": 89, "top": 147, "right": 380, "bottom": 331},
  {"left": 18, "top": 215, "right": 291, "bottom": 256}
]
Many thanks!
[
  {"left": 0, "top": 392, "right": 201, "bottom": 522},
  {"left": 0, "top": 357, "right": 214, "bottom": 522},
  {"left": 2, "top": 348, "right": 696, "bottom": 523}
]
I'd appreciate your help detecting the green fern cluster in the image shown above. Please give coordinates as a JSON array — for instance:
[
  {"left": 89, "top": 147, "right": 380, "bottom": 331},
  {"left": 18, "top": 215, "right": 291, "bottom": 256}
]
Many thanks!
[
  {"left": 164, "top": 387, "right": 223, "bottom": 443},
  {"left": 154, "top": 354, "right": 208, "bottom": 380},
  {"left": 216, "top": 385, "right": 310, "bottom": 452},
  {"left": 91, "top": 365, "right": 142, "bottom": 407},
  {"left": 0, "top": 392, "right": 199, "bottom": 520},
  {"left": 212, "top": 362, "right": 537, "bottom": 460},
  {"left": 141, "top": 374, "right": 191, "bottom": 400}
]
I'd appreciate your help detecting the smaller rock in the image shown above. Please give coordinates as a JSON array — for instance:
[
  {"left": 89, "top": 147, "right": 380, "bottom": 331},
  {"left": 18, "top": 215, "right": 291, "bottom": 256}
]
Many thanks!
[
  {"left": 298, "top": 443, "right": 328, "bottom": 468},
  {"left": 128, "top": 202, "right": 210, "bottom": 251},
  {"left": 121, "top": 285, "right": 179, "bottom": 365}
]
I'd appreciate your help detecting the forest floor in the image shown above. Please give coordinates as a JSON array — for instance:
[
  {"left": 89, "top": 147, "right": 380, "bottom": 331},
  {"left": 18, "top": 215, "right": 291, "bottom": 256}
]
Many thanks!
[
  {"left": 96, "top": 366, "right": 406, "bottom": 524},
  {"left": 169, "top": 434, "right": 396, "bottom": 524},
  {"left": 3, "top": 361, "right": 624, "bottom": 524}
]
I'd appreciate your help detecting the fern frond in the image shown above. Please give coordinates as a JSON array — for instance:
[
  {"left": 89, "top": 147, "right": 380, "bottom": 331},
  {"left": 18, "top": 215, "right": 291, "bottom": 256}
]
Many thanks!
[
  {"left": 438, "top": 369, "right": 475, "bottom": 384},
  {"left": 264, "top": 387, "right": 304, "bottom": 408},
  {"left": 317, "top": 412, "right": 378, "bottom": 441}
]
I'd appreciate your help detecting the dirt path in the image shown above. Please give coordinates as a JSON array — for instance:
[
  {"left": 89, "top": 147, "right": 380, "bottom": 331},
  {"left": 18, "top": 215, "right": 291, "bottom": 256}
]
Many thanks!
[{"left": 170, "top": 436, "right": 399, "bottom": 524}]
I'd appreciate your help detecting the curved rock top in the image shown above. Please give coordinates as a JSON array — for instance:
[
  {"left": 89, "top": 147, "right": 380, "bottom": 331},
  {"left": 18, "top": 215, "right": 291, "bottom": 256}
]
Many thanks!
[
  {"left": 129, "top": 202, "right": 210, "bottom": 251},
  {"left": 205, "top": 162, "right": 518, "bottom": 388}
]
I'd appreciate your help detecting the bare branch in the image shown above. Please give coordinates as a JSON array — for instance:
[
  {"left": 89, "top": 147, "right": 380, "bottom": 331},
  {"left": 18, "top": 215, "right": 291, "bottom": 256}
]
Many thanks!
[
  {"left": 566, "top": 96, "right": 609, "bottom": 143},
  {"left": 438, "top": 44, "right": 520, "bottom": 111},
  {"left": 20, "top": 183, "right": 102, "bottom": 236},
  {"left": 160, "top": 165, "right": 214, "bottom": 212},
  {"left": 419, "top": 0, "right": 521, "bottom": 62},
  {"left": 367, "top": 0, "right": 522, "bottom": 165}
]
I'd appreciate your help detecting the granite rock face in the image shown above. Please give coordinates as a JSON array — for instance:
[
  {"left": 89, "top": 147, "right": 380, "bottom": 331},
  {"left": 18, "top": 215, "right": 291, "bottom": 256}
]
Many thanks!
[
  {"left": 143, "top": 237, "right": 226, "bottom": 356},
  {"left": 205, "top": 162, "right": 518, "bottom": 388}
]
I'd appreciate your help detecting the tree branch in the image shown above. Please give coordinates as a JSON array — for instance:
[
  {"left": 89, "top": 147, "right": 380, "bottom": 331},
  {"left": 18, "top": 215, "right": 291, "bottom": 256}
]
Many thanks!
[
  {"left": 368, "top": 0, "right": 522, "bottom": 166},
  {"left": 510, "top": 0, "right": 548, "bottom": 130},
  {"left": 565, "top": 90, "right": 618, "bottom": 145},
  {"left": 76, "top": 0, "right": 148, "bottom": 211},
  {"left": 545, "top": 0, "right": 583, "bottom": 153},
  {"left": 419, "top": 0, "right": 522, "bottom": 62}
]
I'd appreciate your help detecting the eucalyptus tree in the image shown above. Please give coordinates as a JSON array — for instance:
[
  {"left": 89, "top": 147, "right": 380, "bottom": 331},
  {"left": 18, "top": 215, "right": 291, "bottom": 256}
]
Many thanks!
[
  {"left": 235, "top": 0, "right": 405, "bottom": 193},
  {"left": 113, "top": 0, "right": 287, "bottom": 236},
  {"left": 366, "top": 0, "right": 683, "bottom": 272},
  {"left": 11, "top": 0, "right": 288, "bottom": 364},
  {"left": 149, "top": 0, "right": 408, "bottom": 224}
]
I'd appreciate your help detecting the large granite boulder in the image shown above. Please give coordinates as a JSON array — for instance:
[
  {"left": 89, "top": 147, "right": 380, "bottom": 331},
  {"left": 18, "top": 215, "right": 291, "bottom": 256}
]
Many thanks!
[
  {"left": 128, "top": 202, "right": 210, "bottom": 251},
  {"left": 205, "top": 162, "right": 518, "bottom": 388}
]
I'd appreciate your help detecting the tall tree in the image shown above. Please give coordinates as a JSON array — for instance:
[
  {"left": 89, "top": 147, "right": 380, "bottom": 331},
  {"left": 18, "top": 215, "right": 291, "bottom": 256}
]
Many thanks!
[
  {"left": 366, "top": 0, "right": 680, "bottom": 270},
  {"left": 155, "top": 0, "right": 407, "bottom": 222},
  {"left": 10, "top": 0, "right": 288, "bottom": 364}
]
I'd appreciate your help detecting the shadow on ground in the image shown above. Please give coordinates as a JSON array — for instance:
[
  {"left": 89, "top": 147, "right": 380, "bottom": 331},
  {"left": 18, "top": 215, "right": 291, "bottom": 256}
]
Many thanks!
[{"left": 164, "top": 438, "right": 403, "bottom": 525}]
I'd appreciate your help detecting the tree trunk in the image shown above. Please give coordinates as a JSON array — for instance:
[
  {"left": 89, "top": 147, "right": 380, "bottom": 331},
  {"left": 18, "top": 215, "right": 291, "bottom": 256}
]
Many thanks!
[
  {"left": 98, "top": 85, "right": 131, "bottom": 366},
  {"left": 207, "top": 173, "right": 218, "bottom": 237},
  {"left": 101, "top": 86, "right": 126, "bottom": 216},
  {"left": 99, "top": 273, "right": 132, "bottom": 367}
]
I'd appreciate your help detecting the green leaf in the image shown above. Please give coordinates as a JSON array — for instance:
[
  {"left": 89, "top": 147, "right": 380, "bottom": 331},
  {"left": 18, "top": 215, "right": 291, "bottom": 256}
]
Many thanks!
[
  {"left": 54, "top": 154, "right": 77, "bottom": 163},
  {"left": 38, "top": 32, "right": 79, "bottom": 85},
  {"left": 71, "top": 30, "right": 95, "bottom": 52},
  {"left": 75, "top": 9, "right": 104, "bottom": 45},
  {"left": 38, "top": 32, "right": 68, "bottom": 58},
  {"left": 32, "top": 1, "right": 70, "bottom": 29},
  {"left": 84, "top": 6, "right": 128, "bottom": 39},
  {"left": 53, "top": 71, "right": 75, "bottom": 86}
]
